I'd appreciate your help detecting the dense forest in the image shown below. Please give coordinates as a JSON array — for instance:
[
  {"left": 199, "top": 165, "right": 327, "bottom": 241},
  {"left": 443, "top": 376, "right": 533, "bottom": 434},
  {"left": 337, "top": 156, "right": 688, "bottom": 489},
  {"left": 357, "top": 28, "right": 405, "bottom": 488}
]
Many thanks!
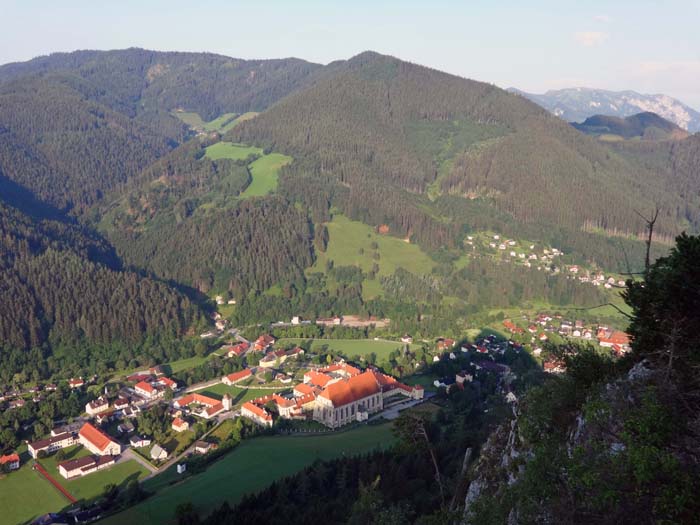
[{"left": 0, "top": 194, "right": 205, "bottom": 380}]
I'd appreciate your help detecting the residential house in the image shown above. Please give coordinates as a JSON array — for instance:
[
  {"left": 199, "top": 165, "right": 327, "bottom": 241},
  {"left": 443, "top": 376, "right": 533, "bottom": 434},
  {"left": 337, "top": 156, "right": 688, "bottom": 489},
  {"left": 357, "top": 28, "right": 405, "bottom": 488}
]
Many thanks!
[
  {"left": 0, "top": 452, "right": 20, "bottom": 470},
  {"left": 69, "top": 378, "right": 84, "bottom": 389},
  {"left": 117, "top": 421, "right": 135, "bottom": 434},
  {"left": 113, "top": 397, "right": 130, "bottom": 411},
  {"left": 171, "top": 418, "right": 189, "bottom": 433},
  {"left": 223, "top": 342, "right": 249, "bottom": 358},
  {"left": 193, "top": 441, "right": 214, "bottom": 454},
  {"left": 174, "top": 393, "right": 227, "bottom": 418},
  {"left": 85, "top": 397, "right": 110, "bottom": 415},
  {"left": 150, "top": 444, "right": 168, "bottom": 461},
  {"left": 129, "top": 435, "right": 151, "bottom": 448},
  {"left": 253, "top": 334, "right": 276, "bottom": 352}
]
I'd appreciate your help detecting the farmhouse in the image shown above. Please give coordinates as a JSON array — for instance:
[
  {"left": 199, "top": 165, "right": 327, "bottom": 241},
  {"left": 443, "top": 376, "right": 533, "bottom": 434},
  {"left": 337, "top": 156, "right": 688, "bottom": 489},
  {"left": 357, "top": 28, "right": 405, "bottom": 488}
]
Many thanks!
[
  {"left": 0, "top": 452, "right": 20, "bottom": 470},
  {"left": 58, "top": 455, "right": 116, "bottom": 479},
  {"left": 222, "top": 368, "right": 252, "bottom": 385},
  {"left": 69, "top": 378, "right": 84, "bottom": 389},
  {"left": 157, "top": 377, "right": 178, "bottom": 390},
  {"left": 79, "top": 422, "right": 121, "bottom": 456},
  {"left": 598, "top": 329, "right": 631, "bottom": 350},
  {"left": 28, "top": 432, "right": 76, "bottom": 458},
  {"left": 259, "top": 347, "right": 304, "bottom": 368}
]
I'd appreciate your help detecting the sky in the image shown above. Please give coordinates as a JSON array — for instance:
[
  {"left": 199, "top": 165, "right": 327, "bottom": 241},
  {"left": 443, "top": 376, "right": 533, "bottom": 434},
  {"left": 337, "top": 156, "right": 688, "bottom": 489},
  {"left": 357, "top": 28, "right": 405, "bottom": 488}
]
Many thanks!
[{"left": 3, "top": 0, "right": 700, "bottom": 107}]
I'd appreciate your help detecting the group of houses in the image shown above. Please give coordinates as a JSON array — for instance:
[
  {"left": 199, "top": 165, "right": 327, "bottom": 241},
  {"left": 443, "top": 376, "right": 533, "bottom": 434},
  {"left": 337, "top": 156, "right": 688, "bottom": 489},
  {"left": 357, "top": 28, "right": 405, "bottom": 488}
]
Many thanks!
[{"left": 173, "top": 392, "right": 231, "bottom": 419}]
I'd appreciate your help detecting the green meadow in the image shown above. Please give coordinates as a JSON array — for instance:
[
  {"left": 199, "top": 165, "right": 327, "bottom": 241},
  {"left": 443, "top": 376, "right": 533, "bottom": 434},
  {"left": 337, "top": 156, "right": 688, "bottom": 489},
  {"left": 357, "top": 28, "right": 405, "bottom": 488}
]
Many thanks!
[
  {"left": 310, "top": 214, "right": 436, "bottom": 299},
  {"left": 204, "top": 142, "right": 263, "bottom": 161},
  {"left": 0, "top": 446, "right": 149, "bottom": 525},
  {"left": 173, "top": 111, "right": 259, "bottom": 133},
  {"left": 275, "top": 337, "right": 421, "bottom": 362},
  {"left": 100, "top": 423, "right": 395, "bottom": 525},
  {"left": 241, "top": 153, "right": 292, "bottom": 197}
]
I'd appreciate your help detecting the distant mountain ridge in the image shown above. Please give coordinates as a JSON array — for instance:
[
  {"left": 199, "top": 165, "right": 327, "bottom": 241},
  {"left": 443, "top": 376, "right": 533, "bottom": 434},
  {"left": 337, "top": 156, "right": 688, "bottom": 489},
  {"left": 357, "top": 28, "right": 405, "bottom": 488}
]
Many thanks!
[
  {"left": 571, "top": 112, "right": 690, "bottom": 141},
  {"left": 509, "top": 87, "right": 700, "bottom": 132}
]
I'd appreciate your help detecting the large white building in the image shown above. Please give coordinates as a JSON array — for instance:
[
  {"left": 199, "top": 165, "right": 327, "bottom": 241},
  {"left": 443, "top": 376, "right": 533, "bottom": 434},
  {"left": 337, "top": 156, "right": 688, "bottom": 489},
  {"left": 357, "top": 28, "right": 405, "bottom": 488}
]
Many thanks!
[
  {"left": 79, "top": 423, "right": 121, "bottom": 456},
  {"left": 313, "top": 369, "right": 423, "bottom": 429}
]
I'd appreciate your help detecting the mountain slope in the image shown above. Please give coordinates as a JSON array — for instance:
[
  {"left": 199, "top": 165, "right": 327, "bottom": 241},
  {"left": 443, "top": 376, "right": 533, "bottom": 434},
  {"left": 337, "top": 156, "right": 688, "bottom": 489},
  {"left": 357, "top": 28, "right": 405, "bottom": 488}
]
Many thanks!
[
  {"left": 571, "top": 112, "right": 690, "bottom": 140},
  {"left": 0, "top": 185, "right": 204, "bottom": 358},
  {"left": 232, "top": 52, "right": 696, "bottom": 241},
  {"left": 510, "top": 87, "right": 700, "bottom": 132},
  {"left": 0, "top": 49, "right": 321, "bottom": 215}
]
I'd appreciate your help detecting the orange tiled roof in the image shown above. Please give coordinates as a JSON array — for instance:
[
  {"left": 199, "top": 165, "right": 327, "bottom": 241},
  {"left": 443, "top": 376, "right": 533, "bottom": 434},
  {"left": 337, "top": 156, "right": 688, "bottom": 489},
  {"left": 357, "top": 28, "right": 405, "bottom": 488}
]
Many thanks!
[
  {"left": 293, "top": 383, "right": 317, "bottom": 396},
  {"left": 318, "top": 370, "right": 382, "bottom": 407},
  {"left": 79, "top": 422, "right": 115, "bottom": 452},
  {"left": 305, "top": 370, "right": 332, "bottom": 387},
  {"left": 242, "top": 401, "right": 272, "bottom": 421},
  {"left": 135, "top": 381, "right": 155, "bottom": 393},
  {"left": 0, "top": 453, "right": 19, "bottom": 465},
  {"left": 225, "top": 369, "right": 252, "bottom": 383},
  {"left": 176, "top": 393, "right": 220, "bottom": 408}
]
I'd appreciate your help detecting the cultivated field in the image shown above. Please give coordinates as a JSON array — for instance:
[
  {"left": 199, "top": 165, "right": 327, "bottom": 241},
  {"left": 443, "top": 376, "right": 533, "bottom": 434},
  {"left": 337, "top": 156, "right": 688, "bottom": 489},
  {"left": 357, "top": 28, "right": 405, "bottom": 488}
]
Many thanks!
[
  {"left": 310, "top": 214, "right": 436, "bottom": 298},
  {"left": 100, "top": 423, "right": 395, "bottom": 525}
]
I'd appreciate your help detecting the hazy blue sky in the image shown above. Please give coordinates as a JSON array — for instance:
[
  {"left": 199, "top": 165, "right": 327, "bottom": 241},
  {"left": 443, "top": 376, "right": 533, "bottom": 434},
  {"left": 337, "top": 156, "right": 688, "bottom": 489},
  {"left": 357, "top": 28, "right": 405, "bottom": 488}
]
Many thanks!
[{"left": 3, "top": 0, "right": 700, "bottom": 107}]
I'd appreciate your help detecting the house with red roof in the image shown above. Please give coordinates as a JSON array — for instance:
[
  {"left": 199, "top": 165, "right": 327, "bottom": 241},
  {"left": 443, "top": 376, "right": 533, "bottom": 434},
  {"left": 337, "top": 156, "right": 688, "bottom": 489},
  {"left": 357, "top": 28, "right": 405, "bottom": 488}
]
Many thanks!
[
  {"left": 223, "top": 342, "right": 249, "bottom": 358},
  {"left": 69, "top": 377, "right": 84, "bottom": 389},
  {"left": 78, "top": 423, "right": 121, "bottom": 456},
  {"left": 222, "top": 368, "right": 252, "bottom": 385},
  {"left": 253, "top": 334, "right": 276, "bottom": 352},
  {"left": 0, "top": 452, "right": 20, "bottom": 470},
  {"left": 174, "top": 393, "right": 228, "bottom": 418},
  {"left": 134, "top": 381, "right": 159, "bottom": 398},
  {"left": 58, "top": 455, "right": 116, "bottom": 479},
  {"left": 157, "top": 377, "right": 178, "bottom": 390},
  {"left": 171, "top": 417, "right": 189, "bottom": 433}
]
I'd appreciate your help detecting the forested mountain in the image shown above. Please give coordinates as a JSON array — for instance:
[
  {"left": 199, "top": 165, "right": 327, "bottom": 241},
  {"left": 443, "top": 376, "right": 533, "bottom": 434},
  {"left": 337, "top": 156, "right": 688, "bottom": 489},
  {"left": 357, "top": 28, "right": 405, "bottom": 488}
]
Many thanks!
[
  {"left": 510, "top": 87, "right": 700, "bottom": 132},
  {"left": 571, "top": 112, "right": 689, "bottom": 141},
  {"left": 0, "top": 48, "right": 321, "bottom": 214},
  {"left": 0, "top": 178, "right": 205, "bottom": 380},
  {"left": 232, "top": 51, "right": 698, "bottom": 242}
]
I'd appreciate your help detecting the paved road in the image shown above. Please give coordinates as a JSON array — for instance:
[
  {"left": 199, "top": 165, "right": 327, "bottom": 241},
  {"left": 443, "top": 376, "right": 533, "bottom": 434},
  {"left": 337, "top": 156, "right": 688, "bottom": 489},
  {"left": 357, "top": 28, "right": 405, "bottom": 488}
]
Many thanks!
[{"left": 120, "top": 447, "right": 158, "bottom": 475}]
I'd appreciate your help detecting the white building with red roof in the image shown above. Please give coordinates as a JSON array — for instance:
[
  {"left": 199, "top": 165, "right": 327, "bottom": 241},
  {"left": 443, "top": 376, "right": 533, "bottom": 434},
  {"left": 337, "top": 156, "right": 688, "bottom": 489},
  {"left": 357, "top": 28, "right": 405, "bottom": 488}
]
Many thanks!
[
  {"left": 134, "top": 381, "right": 159, "bottom": 398},
  {"left": 241, "top": 402, "right": 273, "bottom": 427},
  {"left": 222, "top": 368, "right": 252, "bottom": 385},
  {"left": 79, "top": 423, "right": 121, "bottom": 456}
]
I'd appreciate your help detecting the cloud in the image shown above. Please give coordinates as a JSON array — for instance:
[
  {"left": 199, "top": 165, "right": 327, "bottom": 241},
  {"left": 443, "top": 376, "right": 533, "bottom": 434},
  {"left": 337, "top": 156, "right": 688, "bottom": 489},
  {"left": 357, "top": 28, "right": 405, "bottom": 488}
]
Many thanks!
[
  {"left": 574, "top": 31, "right": 608, "bottom": 47},
  {"left": 593, "top": 14, "right": 612, "bottom": 23}
]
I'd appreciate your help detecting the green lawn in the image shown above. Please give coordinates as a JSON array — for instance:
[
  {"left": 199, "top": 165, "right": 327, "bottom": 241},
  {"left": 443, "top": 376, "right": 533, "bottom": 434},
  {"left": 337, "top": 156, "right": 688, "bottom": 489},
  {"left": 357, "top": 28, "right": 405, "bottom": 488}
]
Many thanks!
[
  {"left": 100, "top": 423, "right": 395, "bottom": 525},
  {"left": 0, "top": 446, "right": 150, "bottom": 525},
  {"left": 0, "top": 450, "right": 67, "bottom": 525},
  {"left": 173, "top": 111, "right": 257, "bottom": 134},
  {"left": 240, "top": 153, "right": 292, "bottom": 198},
  {"left": 275, "top": 337, "right": 420, "bottom": 362},
  {"left": 198, "top": 385, "right": 286, "bottom": 408},
  {"left": 172, "top": 111, "right": 206, "bottom": 130},
  {"left": 310, "top": 215, "right": 436, "bottom": 299},
  {"left": 204, "top": 142, "right": 263, "bottom": 161},
  {"left": 202, "top": 113, "right": 238, "bottom": 132},
  {"left": 166, "top": 355, "right": 209, "bottom": 374},
  {"left": 40, "top": 445, "right": 149, "bottom": 502}
]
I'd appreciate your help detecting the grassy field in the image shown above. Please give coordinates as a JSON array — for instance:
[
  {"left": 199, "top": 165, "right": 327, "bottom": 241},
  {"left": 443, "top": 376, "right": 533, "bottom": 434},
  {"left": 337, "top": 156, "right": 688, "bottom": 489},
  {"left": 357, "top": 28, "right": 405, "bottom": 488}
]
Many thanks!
[
  {"left": 204, "top": 142, "right": 263, "bottom": 161},
  {"left": 0, "top": 446, "right": 150, "bottom": 525},
  {"left": 241, "top": 153, "right": 292, "bottom": 197},
  {"left": 40, "top": 445, "right": 149, "bottom": 502},
  {"left": 310, "top": 215, "right": 436, "bottom": 299},
  {"left": 173, "top": 111, "right": 258, "bottom": 133},
  {"left": 100, "top": 423, "right": 395, "bottom": 525},
  {"left": 275, "top": 337, "right": 420, "bottom": 362},
  {"left": 197, "top": 385, "right": 286, "bottom": 408},
  {"left": 0, "top": 451, "right": 68, "bottom": 525}
]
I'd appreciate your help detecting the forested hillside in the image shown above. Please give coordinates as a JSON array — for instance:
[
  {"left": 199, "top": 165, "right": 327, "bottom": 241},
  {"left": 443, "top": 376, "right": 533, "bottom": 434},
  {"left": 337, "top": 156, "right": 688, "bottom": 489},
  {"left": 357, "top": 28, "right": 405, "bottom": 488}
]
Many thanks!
[
  {"left": 0, "top": 191, "right": 204, "bottom": 379},
  {"left": 571, "top": 112, "right": 689, "bottom": 140},
  {"left": 0, "top": 48, "right": 321, "bottom": 214},
  {"left": 232, "top": 51, "right": 699, "bottom": 244}
]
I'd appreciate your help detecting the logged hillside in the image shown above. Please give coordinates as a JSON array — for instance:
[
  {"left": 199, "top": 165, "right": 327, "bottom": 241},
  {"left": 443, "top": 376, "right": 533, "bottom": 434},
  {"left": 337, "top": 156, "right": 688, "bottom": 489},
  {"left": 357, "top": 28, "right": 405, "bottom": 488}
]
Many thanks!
[
  {"left": 0, "top": 48, "right": 320, "bottom": 214},
  {"left": 571, "top": 112, "right": 689, "bottom": 140},
  {"left": 233, "top": 52, "right": 696, "bottom": 241},
  {"left": 0, "top": 190, "right": 203, "bottom": 361}
]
